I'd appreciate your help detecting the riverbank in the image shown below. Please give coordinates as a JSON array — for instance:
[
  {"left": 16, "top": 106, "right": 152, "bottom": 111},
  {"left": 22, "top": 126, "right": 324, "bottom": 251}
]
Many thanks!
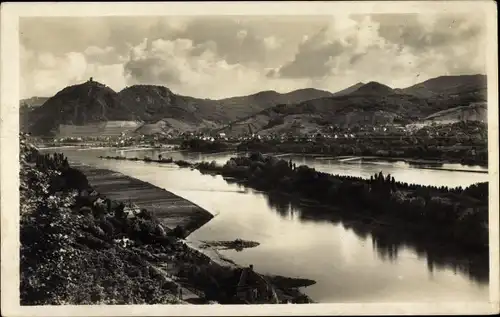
[
  {"left": 35, "top": 144, "right": 165, "bottom": 151},
  {"left": 20, "top": 138, "right": 315, "bottom": 305}
]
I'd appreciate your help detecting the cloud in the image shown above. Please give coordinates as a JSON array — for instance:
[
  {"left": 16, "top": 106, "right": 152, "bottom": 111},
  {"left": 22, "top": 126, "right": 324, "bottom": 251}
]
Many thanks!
[
  {"left": 83, "top": 45, "right": 124, "bottom": 64},
  {"left": 37, "top": 52, "right": 57, "bottom": 69},
  {"left": 236, "top": 29, "right": 248, "bottom": 40},
  {"left": 273, "top": 28, "right": 345, "bottom": 78},
  {"left": 119, "top": 34, "right": 320, "bottom": 99},
  {"left": 20, "top": 16, "right": 193, "bottom": 61},
  {"left": 170, "top": 17, "right": 274, "bottom": 67},
  {"left": 269, "top": 13, "right": 486, "bottom": 86},
  {"left": 370, "top": 13, "right": 484, "bottom": 53},
  {"left": 20, "top": 14, "right": 487, "bottom": 99},
  {"left": 124, "top": 38, "right": 185, "bottom": 86},
  {"left": 263, "top": 36, "right": 282, "bottom": 50},
  {"left": 270, "top": 16, "right": 381, "bottom": 79},
  {"left": 20, "top": 45, "right": 126, "bottom": 98},
  {"left": 84, "top": 46, "right": 114, "bottom": 56}
]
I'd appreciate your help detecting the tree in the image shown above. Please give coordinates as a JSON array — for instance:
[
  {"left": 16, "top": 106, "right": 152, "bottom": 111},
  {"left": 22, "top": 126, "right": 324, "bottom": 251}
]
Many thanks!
[{"left": 378, "top": 171, "right": 384, "bottom": 181}]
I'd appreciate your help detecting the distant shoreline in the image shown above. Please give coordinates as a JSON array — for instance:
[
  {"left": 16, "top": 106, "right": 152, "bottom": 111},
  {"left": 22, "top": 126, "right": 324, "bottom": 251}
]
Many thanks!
[
  {"left": 97, "top": 151, "right": 487, "bottom": 175},
  {"left": 36, "top": 142, "right": 488, "bottom": 172},
  {"left": 248, "top": 151, "right": 488, "bottom": 169}
]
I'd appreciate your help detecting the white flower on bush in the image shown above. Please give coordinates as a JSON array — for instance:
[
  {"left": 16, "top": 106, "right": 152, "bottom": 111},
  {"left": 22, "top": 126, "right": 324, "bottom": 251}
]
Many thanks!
[
  {"left": 114, "top": 237, "right": 132, "bottom": 248},
  {"left": 46, "top": 195, "right": 58, "bottom": 208}
]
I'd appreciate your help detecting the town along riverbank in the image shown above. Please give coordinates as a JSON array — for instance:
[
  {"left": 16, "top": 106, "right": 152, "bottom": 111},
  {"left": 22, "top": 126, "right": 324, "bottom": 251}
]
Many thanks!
[
  {"left": 237, "top": 139, "right": 488, "bottom": 168},
  {"left": 20, "top": 136, "right": 315, "bottom": 305},
  {"left": 235, "top": 121, "right": 488, "bottom": 168}
]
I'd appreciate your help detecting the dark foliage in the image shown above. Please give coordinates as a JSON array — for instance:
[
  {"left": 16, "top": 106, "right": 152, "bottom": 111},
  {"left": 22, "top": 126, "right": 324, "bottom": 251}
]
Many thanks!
[
  {"left": 180, "top": 138, "right": 230, "bottom": 153},
  {"left": 20, "top": 134, "right": 182, "bottom": 304}
]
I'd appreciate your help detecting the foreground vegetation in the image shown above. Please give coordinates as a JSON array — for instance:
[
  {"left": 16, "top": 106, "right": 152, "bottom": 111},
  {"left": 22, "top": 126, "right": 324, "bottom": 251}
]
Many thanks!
[{"left": 20, "top": 134, "right": 314, "bottom": 305}]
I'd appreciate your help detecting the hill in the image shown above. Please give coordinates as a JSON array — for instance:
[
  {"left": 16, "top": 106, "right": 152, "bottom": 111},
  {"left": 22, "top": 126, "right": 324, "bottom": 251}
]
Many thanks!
[
  {"left": 26, "top": 80, "right": 135, "bottom": 136},
  {"left": 23, "top": 81, "right": 335, "bottom": 136},
  {"left": 22, "top": 74, "right": 487, "bottom": 137},
  {"left": 349, "top": 81, "right": 396, "bottom": 96},
  {"left": 118, "top": 85, "right": 213, "bottom": 124},
  {"left": 20, "top": 97, "right": 49, "bottom": 130},
  {"left": 406, "top": 75, "right": 487, "bottom": 116},
  {"left": 133, "top": 118, "right": 220, "bottom": 136},
  {"left": 399, "top": 74, "right": 487, "bottom": 98},
  {"left": 119, "top": 86, "right": 334, "bottom": 136},
  {"left": 215, "top": 88, "right": 333, "bottom": 122},
  {"left": 331, "top": 82, "right": 365, "bottom": 97},
  {"left": 20, "top": 97, "right": 50, "bottom": 130},
  {"left": 217, "top": 74, "right": 488, "bottom": 137},
  {"left": 423, "top": 102, "right": 487, "bottom": 124},
  {"left": 217, "top": 91, "right": 428, "bottom": 137},
  {"left": 280, "top": 88, "right": 333, "bottom": 101},
  {"left": 20, "top": 96, "right": 49, "bottom": 108}
]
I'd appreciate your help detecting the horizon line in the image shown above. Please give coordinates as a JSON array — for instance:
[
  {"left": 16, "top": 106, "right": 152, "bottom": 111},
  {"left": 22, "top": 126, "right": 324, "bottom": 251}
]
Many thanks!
[{"left": 21, "top": 73, "right": 487, "bottom": 101}]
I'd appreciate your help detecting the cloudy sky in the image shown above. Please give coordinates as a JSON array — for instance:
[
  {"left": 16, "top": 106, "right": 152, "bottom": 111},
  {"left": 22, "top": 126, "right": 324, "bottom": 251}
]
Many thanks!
[{"left": 20, "top": 13, "right": 487, "bottom": 99}]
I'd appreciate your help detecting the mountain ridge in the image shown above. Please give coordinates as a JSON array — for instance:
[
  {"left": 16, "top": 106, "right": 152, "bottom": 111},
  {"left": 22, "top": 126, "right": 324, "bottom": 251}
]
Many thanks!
[
  {"left": 21, "top": 74, "right": 487, "bottom": 137},
  {"left": 216, "top": 75, "right": 487, "bottom": 137}
]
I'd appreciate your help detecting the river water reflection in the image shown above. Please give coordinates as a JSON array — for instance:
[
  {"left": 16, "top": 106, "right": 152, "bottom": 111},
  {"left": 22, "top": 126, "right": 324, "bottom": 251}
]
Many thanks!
[{"left": 50, "top": 147, "right": 490, "bottom": 303}]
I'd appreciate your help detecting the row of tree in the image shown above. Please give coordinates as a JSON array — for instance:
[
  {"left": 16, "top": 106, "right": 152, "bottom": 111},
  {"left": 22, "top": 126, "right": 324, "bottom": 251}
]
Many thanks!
[{"left": 180, "top": 138, "right": 230, "bottom": 153}]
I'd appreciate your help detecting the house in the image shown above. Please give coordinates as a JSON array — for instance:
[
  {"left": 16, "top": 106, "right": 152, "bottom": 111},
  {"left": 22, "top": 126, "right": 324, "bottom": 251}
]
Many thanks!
[{"left": 236, "top": 265, "right": 278, "bottom": 304}]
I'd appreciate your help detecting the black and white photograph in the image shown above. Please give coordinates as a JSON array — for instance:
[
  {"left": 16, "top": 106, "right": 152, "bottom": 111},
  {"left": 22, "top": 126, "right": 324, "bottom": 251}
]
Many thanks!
[{"left": 1, "top": 1, "right": 499, "bottom": 316}]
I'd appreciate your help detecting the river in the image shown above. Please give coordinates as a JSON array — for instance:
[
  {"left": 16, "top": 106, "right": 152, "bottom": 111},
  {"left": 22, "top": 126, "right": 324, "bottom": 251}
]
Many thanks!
[{"left": 45, "top": 147, "right": 490, "bottom": 303}]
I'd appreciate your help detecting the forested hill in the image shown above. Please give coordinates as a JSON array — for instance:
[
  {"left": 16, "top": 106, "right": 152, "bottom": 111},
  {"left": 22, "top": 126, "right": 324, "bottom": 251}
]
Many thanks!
[{"left": 21, "top": 74, "right": 487, "bottom": 137}]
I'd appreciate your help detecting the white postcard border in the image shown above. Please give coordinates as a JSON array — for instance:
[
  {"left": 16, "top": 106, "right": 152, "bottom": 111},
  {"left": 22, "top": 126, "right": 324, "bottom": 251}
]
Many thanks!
[{"left": 1, "top": 1, "right": 498, "bottom": 316}]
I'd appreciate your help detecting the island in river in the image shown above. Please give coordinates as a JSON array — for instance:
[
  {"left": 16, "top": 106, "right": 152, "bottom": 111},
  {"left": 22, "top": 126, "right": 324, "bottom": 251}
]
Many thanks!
[{"left": 99, "top": 152, "right": 489, "bottom": 255}]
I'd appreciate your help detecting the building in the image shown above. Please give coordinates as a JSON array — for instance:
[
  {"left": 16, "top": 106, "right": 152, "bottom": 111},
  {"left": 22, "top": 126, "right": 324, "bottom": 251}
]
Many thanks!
[{"left": 235, "top": 265, "right": 278, "bottom": 303}]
